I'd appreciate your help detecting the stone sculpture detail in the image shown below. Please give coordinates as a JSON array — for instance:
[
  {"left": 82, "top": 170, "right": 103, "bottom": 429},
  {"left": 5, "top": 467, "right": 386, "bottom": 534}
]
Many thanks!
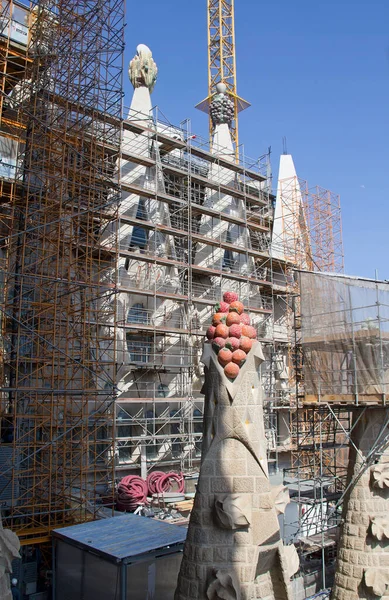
[
  {"left": 271, "top": 485, "right": 290, "bottom": 516},
  {"left": 0, "top": 515, "right": 20, "bottom": 600},
  {"left": 207, "top": 570, "right": 240, "bottom": 600},
  {"left": 209, "top": 83, "right": 235, "bottom": 128},
  {"left": 214, "top": 494, "right": 252, "bottom": 530},
  {"left": 283, "top": 545, "right": 300, "bottom": 580},
  {"left": 129, "top": 44, "right": 158, "bottom": 92},
  {"left": 175, "top": 293, "right": 297, "bottom": 600},
  {"left": 370, "top": 516, "right": 389, "bottom": 541},
  {"left": 364, "top": 569, "right": 389, "bottom": 598},
  {"left": 331, "top": 411, "right": 389, "bottom": 600},
  {"left": 371, "top": 462, "right": 389, "bottom": 489}
]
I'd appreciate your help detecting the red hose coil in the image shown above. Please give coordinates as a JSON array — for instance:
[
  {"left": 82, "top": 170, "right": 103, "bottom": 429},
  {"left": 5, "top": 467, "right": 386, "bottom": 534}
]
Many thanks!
[
  {"left": 116, "top": 475, "right": 148, "bottom": 511},
  {"left": 146, "top": 471, "right": 166, "bottom": 495},
  {"left": 117, "top": 471, "right": 185, "bottom": 510},
  {"left": 155, "top": 471, "right": 185, "bottom": 494}
]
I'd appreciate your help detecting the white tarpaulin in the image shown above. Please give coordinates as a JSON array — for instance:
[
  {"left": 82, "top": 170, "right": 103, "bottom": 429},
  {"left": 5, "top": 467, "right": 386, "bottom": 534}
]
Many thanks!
[{"left": 299, "top": 272, "right": 389, "bottom": 401}]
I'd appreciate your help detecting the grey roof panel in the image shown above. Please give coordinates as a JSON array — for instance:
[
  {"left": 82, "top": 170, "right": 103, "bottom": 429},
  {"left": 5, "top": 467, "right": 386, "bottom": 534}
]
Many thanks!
[{"left": 53, "top": 514, "right": 186, "bottom": 563}]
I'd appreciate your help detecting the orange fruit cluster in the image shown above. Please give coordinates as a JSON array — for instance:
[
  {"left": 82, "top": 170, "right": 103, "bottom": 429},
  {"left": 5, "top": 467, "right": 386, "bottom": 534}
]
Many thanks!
[{"left": 206, "top": 292, "right": 257, "bottom": 380}]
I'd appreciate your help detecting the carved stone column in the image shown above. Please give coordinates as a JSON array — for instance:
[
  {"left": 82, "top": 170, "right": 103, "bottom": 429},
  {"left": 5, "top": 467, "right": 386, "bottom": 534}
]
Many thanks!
[
  {"left": 331, "top": 409, "right": 389, "bottom": 599},
  {"left": 175, "top": 341, "right": 297, "bottom": 600}
]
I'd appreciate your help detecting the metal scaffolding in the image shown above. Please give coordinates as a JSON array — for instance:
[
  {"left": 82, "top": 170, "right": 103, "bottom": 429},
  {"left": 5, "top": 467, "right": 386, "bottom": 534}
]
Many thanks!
[
  {"left": 287, "top": 272, "right": 389, "bottom": 592},
  {"left": 300, "top": 182, "right": 343, "bottom": 274},
  {"left": 0, "top": 0, "right": 124, "bottom": 544},
  {"left": 276, "top": 175, "right": 343, "bottom": 273},
  {"left": 115, "top": 104, "right": 276, "bottom": 477},
  {"left": 272, "top": 169, "right": 348, "bottom": 593},
  {"left": 0, "top": 12, "right": 359, "bottom": 599}
]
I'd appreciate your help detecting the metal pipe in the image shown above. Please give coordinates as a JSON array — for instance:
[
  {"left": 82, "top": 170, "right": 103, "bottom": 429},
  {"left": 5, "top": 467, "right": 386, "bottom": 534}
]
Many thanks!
[
  {"left": 375, "top": 271, "right": 386, "bottom": 405},
  {"left": 120, "top": 563, "right": 127, "bottom": 600},
  {"left": 347, "top": 284, "right": 359, "bottom": 405},
  {"left": 52, "top": 538, "right": 56, "bottom": 600},
  {"left": 319, "top": 415, "right": 326, "bottom": 590}
]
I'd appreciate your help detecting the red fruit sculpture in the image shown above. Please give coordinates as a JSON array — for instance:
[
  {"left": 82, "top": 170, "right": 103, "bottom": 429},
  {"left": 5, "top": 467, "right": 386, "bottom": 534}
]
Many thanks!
[
  {"left": 240, "top": 336, "right": 253, "bottom": 353},
  {"left": 206, "top": 292, "right": 256, "bottom": 372},
  {"left": 226, "top": 312, "right": 241, "bottom": 326},
  {"left": 232, "top": 349, "right": 247, "bottom": 367},
  {"left": 212, "top": 312, "right": 227, "bottom": 326},
  {"left": 215, "top": 323, "right": 229, "bottom": 339},
  {"left": 206, "top": 325, "right": 216, "bottom": 340},
  {"left": 241, "top": 325, "right": 257, "bottom": 339},
  {"left": 229, "top": 300, "right": 244, "bottom": 315},
  {"left": 240, "top": 313, "right": 251, "bottom": 326},
  {"left": 215, "top": 301, "right": 230, "bottom": 313},
  {"left": 228, "top": 324, "right": 242, "bottom": 339},
  {"left": 223, "top": 291, "right": 238, "bottom": 304},
  {"left": 212, "top": 337, "right": 226, "bottom": 353},
  {"left": 218, "top": 348, "right": 232, "bottom": 367},
  {"left": 224, "top": 337, "right": 240, "bottom": 352},
  {"left": 224, "top": 362, "right": 240, "bottom": 380}
]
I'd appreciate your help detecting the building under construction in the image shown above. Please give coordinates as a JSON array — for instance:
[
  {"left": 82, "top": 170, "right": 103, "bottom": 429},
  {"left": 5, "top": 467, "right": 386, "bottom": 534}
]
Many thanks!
[{"left": 1, "top": 1, "right": 388, "bottom": 599}]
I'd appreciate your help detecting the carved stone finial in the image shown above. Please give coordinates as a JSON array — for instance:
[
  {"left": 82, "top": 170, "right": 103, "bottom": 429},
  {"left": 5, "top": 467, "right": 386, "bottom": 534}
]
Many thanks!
[
  {"left": 209, "top": 83, "right": 234, "bottom": 128},
  {"left": 216, "top": 82, "right": 227, "bottom": 94},
  {"left": 129, "top": 44, "right": 158, "bottom": 92}
]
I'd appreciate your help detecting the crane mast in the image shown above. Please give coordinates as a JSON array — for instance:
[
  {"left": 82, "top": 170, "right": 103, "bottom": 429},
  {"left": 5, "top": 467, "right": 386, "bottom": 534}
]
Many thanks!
[{"left": 197, "top": 0, "right": 249, "bottom": 155}]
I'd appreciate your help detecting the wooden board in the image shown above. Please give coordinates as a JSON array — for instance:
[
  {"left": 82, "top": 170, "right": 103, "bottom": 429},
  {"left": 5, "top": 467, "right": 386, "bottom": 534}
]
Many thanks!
[{"left": 304, "top": 394, "right": 388, "bottom": 406}]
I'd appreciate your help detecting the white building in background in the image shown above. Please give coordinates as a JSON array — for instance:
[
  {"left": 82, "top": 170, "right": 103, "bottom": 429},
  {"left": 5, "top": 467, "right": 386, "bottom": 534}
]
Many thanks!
[{"left": 112, "top": 47, "right": 291, "bottom": 478}]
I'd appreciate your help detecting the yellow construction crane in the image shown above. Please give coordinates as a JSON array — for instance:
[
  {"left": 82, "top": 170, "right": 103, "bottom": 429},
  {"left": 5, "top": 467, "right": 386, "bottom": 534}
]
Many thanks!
[{"left": 196, "top": 0, "right": 250, "bottom": 154}]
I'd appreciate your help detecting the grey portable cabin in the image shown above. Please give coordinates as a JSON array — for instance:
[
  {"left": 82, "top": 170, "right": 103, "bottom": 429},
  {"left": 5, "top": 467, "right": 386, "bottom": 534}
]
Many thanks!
[{"left": 52, "top": 513, "right": 186, "bottom": 600}]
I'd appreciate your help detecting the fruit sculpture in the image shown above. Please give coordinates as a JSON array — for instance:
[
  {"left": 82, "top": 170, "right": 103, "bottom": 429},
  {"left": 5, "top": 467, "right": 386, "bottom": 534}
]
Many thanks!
[{"left": 206, "top": 291, "right": 257, "bottom": 380}]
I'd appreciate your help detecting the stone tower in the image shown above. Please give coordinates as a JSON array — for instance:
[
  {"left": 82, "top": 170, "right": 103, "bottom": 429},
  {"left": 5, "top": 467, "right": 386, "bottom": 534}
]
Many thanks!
[
  {"left": 331, "top": 410, "right": 389, "bottom": 599},
  {"left": 175, "top": 325, "right": 298, "bottom": 599}
]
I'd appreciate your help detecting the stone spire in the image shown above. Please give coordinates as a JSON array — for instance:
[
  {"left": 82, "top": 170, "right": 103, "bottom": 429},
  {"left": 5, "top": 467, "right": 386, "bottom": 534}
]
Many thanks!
[
  {"left": 331, "top": 413, "right": 389, "bottom": 599},
  {"left": 174, "top": 294, "right": 299, "bottom": 600},
  {"left": 271, "top": 154, "right": 311, "bottom": 268},
  {"left": 128, "top": 44, "right": 158, "bottom": 93}
]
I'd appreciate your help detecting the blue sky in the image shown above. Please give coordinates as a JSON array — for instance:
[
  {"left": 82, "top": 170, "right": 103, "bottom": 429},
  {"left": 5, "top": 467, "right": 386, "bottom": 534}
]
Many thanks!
[{"left": 123, "top": 0, "right": 389, "bottom": 279}]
